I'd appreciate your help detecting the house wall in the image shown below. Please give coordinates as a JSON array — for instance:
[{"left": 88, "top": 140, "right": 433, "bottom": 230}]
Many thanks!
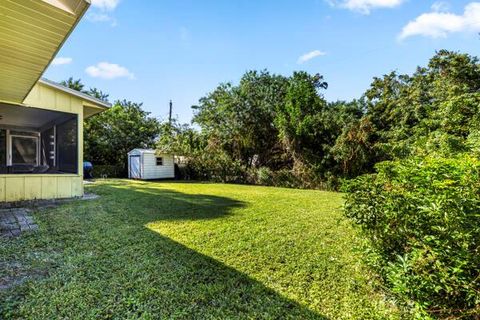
[
  {"left": 24, "top": 82, "right": 84, "bottom": 114},
  {"left": 0, "top": 175, "right": 83, "bottom": 202},
  {"left": 142, "top": 153, "right": 175, "bottom": 180},
  {"left": 0, "top": 83, "right": 84, "bottom": 202}
]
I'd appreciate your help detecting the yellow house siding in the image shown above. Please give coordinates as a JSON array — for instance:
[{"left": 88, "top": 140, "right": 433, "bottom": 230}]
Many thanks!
[
  {"left": 71, "top": 176, "right": 83, "bottom": 196},
  {"left": 57, "top": 177, "right": 72, "bottom": 199},
  {"left": 0, "top": 178, "right": 5, "bottom": 202},
  {"left": 0, "top": 175, "right": 82, "bottom": 202},
  {"left": 6, "top": 177, "right": 25, "bottom": 201},
  {"left": 25, "top": 177, "right": 42, "bottom": 200},
  {"left": 41, "top": 176, "right": 58, "bottom": 200},
  {"left": 23, "top": 82, "right": 83, "bottom": 114}
]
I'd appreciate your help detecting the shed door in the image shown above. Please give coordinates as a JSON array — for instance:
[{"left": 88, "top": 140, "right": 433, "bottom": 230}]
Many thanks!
[{"left": 129, "top": 155, "right": 141, "bottom": 179}]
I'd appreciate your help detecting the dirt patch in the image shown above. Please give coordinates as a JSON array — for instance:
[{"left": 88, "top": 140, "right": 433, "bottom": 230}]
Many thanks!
[{"left": 0, "top": 261, "right": 49, "bottom": 292}]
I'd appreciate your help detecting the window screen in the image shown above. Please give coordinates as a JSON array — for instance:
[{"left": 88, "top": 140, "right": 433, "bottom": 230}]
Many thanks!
[
  {"left": 56, "top": 117, "right": 78, "bottom": 174},
  {"left": 0, "top": 130, "right": 5, "bottom": 166}
]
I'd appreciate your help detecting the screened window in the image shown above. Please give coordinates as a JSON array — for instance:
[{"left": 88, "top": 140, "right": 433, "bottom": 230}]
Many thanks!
[
  {"left": 156, "top": 157, "right": 163, "bottom": 166},
  {"left": 0, "top": 129, "right": 5, "bottom": 167},
  {"left": 56, "top": 117, "right": 78, "bottom": 174},
  {"left": 11, "top": 135, "right": 38, "bottom": 165},
  {"left": 0, "top": 105, "right": 78, "bottom": 175}
]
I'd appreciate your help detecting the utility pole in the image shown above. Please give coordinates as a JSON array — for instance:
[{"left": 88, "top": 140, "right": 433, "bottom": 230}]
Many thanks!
[{"left": 169, "top": 100, "right": 173, "bottom": 124}]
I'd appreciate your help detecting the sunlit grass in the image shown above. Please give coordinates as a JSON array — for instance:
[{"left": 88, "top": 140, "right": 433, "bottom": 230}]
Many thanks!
[{"left": 0, "top": 180, "right": 403, "bottom": 319}]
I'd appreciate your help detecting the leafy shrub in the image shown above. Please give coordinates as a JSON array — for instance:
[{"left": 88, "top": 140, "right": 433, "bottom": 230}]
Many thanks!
[
  {"left": 344, "top": 156, "right": 480, "bottom": 318},
  {"left": 273, "top": 169, "right": 301, "bottom": 188},
  {"left": 185, "top": 159, "right": 340, "bottom": 190},
  {"left": 255, "top": 167, "right": 275, "bottom": 186},
  {"left": 93, "top": 165, "right": 125, "bottom": 178},
  {"left": 183, "top": 151, "right": 246, "bottom": 183}
]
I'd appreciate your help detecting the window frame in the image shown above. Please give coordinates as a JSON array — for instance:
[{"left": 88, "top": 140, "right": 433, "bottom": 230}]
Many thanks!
[
  {"left": 8, "top": 132, "right": 40, "bottom": 166},
  {"left": 156, "top": 157, "right": 163, "bottom": 166}
]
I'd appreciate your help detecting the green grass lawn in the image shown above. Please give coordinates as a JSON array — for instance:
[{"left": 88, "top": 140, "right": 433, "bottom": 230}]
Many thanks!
[{"left": 0, "top": 180, "right": 403, "bottom": 319}]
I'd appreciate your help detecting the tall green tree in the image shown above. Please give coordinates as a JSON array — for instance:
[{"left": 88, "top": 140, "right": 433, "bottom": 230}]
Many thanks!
[
  {"left": 156, "top": 119, "right": 204, "bottom": 156},
  {"left": 60, "top": 77, "right": 86, "bottom": 92},
  {"left": 193, "top": 70, "right": 289, "bottom": 168},
  {"left": 87, "top": 88, "right": 110, "bottom": 102},
  {"left": 275, "top": 72, "right": 329, "bottom": 170},
  {"left": 362, "top": 50, "right": 480, "bottom": 159},
  {"left": 84, "top": 100, "right": 160, "bottom": 172}
]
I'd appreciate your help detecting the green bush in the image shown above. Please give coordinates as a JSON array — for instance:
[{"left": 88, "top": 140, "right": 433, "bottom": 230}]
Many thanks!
[
  {"left": 344, "top": 156, "right": 480, "bottom": 318},
  {"left": 253, "top": 167, "right": 275, "bottom": 186},
  {"left": 93, "top": 165, "right": 125, "bottom": 178},
  {"left": 183, "top": 152, "right": 246, "bottom": 183}
]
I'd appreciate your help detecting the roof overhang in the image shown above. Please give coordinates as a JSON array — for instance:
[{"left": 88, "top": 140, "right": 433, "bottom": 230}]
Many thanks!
[{"left": 0, "top": 0, "right": 91, "bottom": 104}]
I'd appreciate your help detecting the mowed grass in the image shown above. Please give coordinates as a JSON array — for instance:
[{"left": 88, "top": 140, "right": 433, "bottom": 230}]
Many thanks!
[{"left": 0, "top": 180, "right": 402, "bottom": 319}]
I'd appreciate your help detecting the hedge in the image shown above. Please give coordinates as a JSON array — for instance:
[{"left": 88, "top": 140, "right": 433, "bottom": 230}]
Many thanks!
[{"left": 344, "top": 156, "right": 480, "bottom": 318}]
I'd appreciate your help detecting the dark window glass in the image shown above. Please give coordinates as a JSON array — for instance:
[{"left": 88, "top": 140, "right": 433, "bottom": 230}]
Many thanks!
[
  {"left": 0, "top": 130, "right": 6, "bottom": 167},
  {"left": 11, "top": 136, "right": 38, "bottom": 165},
  {"left": 156, "top": 157, "right": 163, "bottom": 166},
  {"left": 56, "top": 117, "right": 78, "bottom": 174}
]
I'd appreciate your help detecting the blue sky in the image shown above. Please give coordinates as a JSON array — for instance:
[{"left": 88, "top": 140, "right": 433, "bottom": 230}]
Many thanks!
[{"left": 44, "top": 0, "right": 480, "bottom": 123}]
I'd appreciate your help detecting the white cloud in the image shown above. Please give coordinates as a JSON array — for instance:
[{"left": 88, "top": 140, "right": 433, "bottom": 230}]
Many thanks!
[
  {"left": 90, "top": 0, "right": 120, "bottom": 11},
  {"left": 51, "top": 57, "right": 72, "bottom": 66},
  {"left": 86, "top": 12, "right": 117, "bottom": 26},
  {"left": 328, "top": 0, "right": 405, "bottom": 14},
  {"left": 298, "top": 50, "right": 327, "bottom": 64},
  {"left": 85, "top": 62, "right": 135, "bottom": 80},
  {"left": 88, "top": 0, "right": 119, "bottom": 25},
  {"left": 431, "top": 1, "right": 450, "bottom": 12},
  {"left": 399, "top": 2, "right": 480, "bottom": 40}
]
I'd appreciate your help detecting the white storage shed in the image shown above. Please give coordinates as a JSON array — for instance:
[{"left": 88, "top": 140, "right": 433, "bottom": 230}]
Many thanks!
[{"left": 128, "top": 149, "right": 175, "bottom": 180}]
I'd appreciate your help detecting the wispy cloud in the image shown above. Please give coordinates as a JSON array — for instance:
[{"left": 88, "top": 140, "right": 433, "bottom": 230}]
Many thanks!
[
  {"left": 431, "top": 1, "right": 451, "bottom": 13},
  {"left": 51, "top": 57, "right": 72, "bottom": 66},
  {"left": 86, "top": 62, "right": 135, "bottom": 80},
  {"left": 298, "top": 50, "right": 327, "bottom": 64},
  {"left": 87, "top": 12, "right": 117, "bottom": 27},
  {"left": 90, "top": 0, "right": 120, "bottom": 11},
  {"left": 327, "top": 0, "right": 405, "bottom": 14},
  {"left": 399, "top": 2, "right": 480, "bottom": 40},
  {"left": 88, "top": 0, "right": 120, "bottom": 26}
]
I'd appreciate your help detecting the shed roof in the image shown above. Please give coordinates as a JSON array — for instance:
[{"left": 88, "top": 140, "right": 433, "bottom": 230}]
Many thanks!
[{"left": 129, "top": 149, "right": 156, "bottom": 155}]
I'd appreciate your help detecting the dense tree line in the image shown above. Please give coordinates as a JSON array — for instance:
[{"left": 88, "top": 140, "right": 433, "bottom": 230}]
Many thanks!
[
  {"left": 158, "top": 50, "right": 480, "bottom": 189},
  {"left": 158, "top": 72, "right": 365, "bottom": 188},
  {"left": 64, "top": 50, "right": 480, "bottom": 186}
]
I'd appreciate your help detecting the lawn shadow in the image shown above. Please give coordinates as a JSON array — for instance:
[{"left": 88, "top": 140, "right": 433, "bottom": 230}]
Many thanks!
[
  {"left": 79, "top": 181, "right": 330, "bottom": 319},
  {"left": 104, "top": 180, "right": 245, "bottom": 221}
]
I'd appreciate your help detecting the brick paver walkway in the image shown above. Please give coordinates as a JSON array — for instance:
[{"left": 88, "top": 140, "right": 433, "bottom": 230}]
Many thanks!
[{"left": 0, "top": 209, "right": 38, "bottom": 238}]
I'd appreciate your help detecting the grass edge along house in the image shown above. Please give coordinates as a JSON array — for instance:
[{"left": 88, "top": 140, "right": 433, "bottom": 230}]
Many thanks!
[{"left": 0, "top": 0, "right": 109, "bottom": 202}]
